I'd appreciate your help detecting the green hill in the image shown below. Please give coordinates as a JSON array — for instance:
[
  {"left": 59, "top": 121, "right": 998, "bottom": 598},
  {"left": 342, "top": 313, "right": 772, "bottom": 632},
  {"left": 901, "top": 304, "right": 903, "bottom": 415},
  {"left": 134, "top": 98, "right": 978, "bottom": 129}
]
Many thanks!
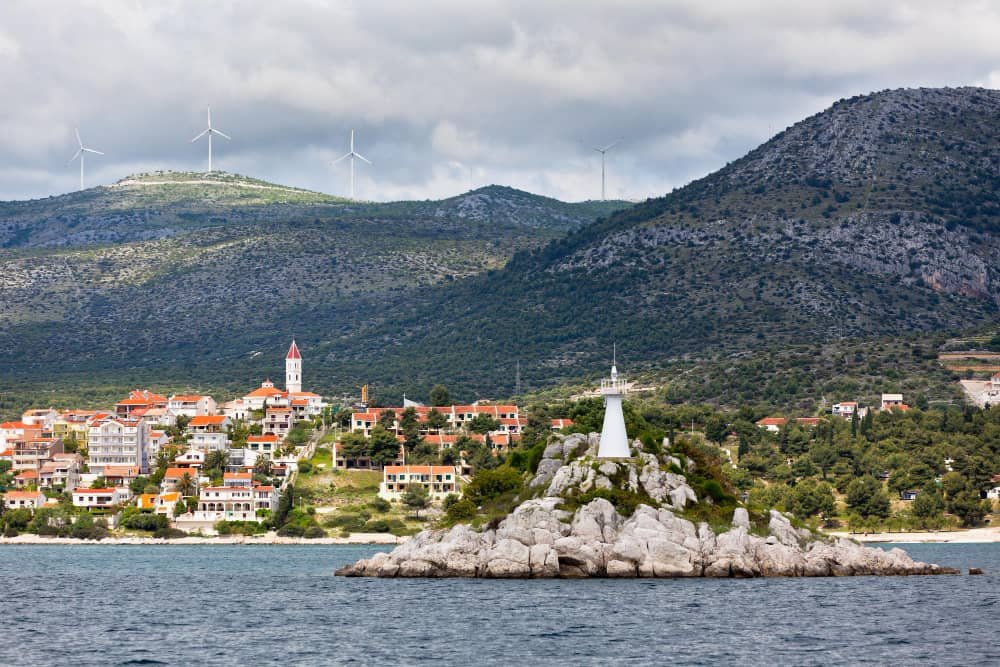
[{"left": 0, "top": 172, "right": 627, "bottom": 412}]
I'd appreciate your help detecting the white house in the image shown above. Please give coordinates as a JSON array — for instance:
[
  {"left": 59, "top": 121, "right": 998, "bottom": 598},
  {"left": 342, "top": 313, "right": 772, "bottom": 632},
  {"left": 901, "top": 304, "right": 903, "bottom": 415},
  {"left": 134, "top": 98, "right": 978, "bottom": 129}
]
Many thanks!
[
  {"left": 186, "top": 415, "right": 231, "bottom": 451},
  {"left": 196, "top": 484, "right": 278, "bottom": 521},
  {"left": 881, "top": 394, "right": 907, "bottom": 411},
  {"left": 4, "top": 490, "right": 47, "bottom": 509},
  {"left": 167, "top": 394, "right": 218, "bottom": 419},
  {"left": 72, "top": 487, "right": 132, "bottom": 509},
  {"left": 87, "top": 416, "right": 150, "bottom": 475},
  {"left": 21, "top": 408, "right": 59, "bottom": 431},
  {"left": 378, "top": 465, "right": 460, "bottom": 501}
]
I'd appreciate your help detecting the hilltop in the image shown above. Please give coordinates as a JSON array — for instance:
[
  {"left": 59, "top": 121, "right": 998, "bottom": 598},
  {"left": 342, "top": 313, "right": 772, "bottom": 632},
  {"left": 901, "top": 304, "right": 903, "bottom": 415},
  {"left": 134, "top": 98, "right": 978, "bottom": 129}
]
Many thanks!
[{"left": 0, "top": 172, "right": 627, "bottom": 410}]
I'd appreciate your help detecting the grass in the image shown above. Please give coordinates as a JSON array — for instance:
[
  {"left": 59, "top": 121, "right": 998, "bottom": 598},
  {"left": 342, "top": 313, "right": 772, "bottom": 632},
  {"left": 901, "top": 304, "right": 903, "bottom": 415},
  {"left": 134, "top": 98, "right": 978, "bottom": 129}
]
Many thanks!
[{"left": 294, "top": 468, "right": 428, "bottom": 536}]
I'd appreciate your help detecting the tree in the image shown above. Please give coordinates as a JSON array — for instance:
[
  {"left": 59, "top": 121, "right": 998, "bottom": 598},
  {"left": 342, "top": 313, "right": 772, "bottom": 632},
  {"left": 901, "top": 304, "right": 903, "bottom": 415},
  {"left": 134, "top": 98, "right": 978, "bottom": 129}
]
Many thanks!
[
  {"left": 947, "top": 489, "right": 990, "bottom": 527},
  {"left": 845, "top": 475, "right": 890, "bottom": 519},
  {"left": 463, "top": 467, "right": 522, "bottom": 506},
  {"left": 402, "top": 484, "right": 430, "bottom": 517},
  {"left": 426, "top": 409, "right": 448, "bottom": 432},
  {"left": 175, "top": 472, "right": 197, "bottom": 497},
  {"left": 787, "top": 478, "right": 836, "bottom": 518},
  {"left": 429, "top": 385, "right": 451, "bottom": 407},
  {"left": 204, "top": 450, "right": 229, "bottom": 478},
  {"left": 369, "top": 426, "right": 401, "bottom": 467},
  {"left": 467, "top": 413, "right": 500, "bottom": 435},
  {"left": 809, "top": 443, "right": 838, "bottom": 479},
  {"left": 911, "top": 485, "right": 943, "bottom": 521},
  {"left": 338, "top": 432, "right": 368, "bottom": 460},
  {"left": 378, "top": 410, "right": 397, "bottom": 431},
  {"left": 704, "top": 415, "right": 729, "bottom": 445}
]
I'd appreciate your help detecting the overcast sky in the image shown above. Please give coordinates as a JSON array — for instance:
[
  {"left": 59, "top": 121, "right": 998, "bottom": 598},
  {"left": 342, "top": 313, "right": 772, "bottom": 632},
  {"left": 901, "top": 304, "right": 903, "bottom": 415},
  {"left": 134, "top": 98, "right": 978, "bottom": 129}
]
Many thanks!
[{"left": 1, "top": 0, "right": 998, "bottom": 202}]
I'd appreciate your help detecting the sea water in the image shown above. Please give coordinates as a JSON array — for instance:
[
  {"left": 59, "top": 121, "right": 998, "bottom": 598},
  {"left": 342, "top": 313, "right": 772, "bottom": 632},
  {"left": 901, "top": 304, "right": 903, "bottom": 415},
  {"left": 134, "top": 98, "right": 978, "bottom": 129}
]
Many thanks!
[{"left": 1, "top": 543, "right": 996, "bottom": 666}]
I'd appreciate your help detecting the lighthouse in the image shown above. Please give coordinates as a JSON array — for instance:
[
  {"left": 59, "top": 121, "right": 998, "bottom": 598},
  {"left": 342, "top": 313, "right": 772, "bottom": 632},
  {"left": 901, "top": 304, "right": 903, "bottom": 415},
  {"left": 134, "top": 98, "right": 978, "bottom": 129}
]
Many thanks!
[
  {"left": 597, "top": 352, "right": 630, "bottom": 458},
  {"left": 286, "top": 340, "right": 302, "bottom": 394}
]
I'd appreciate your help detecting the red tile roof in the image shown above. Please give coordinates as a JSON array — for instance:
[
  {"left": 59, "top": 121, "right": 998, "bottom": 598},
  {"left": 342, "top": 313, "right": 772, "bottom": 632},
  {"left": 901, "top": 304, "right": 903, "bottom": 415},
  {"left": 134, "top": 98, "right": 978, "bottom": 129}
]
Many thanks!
[{"left": 189, "top": 415, "right": 226, "bottom": 427}]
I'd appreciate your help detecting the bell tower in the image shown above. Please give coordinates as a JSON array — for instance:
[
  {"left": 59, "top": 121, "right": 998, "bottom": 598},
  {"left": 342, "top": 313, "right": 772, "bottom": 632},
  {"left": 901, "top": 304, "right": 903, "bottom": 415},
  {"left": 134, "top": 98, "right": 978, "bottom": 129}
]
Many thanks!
[{"left": 286, "top": 340, "right": 302, "bottom": 394}]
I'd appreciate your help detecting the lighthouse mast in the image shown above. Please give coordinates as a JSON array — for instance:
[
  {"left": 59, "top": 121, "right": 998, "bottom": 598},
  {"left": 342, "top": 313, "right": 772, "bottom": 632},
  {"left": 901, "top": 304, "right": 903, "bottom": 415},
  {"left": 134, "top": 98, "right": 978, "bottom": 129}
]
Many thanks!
[{"left": 597, "top": 345, "right": 630, "bottom": 458}]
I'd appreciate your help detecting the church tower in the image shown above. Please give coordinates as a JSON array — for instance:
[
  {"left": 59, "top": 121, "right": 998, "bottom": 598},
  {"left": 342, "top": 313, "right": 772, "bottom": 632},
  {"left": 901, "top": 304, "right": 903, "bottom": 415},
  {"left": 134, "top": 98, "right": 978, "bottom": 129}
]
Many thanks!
[
  {"left": 597, "top": 349, "right": 630, "bottom": 458},
  {"left": 286, "top": 340, "right": 302, "bottom": 394}
]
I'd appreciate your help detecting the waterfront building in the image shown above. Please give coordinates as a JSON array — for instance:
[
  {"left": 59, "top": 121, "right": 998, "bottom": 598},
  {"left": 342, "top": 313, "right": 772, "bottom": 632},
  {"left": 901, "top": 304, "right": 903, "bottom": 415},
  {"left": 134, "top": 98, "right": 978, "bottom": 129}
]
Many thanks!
[
  {"left": 3, "top": 490, "right": 47, "bottom": 509},
  {"left": 87, "top": 416, "right": 150, "bottom": 475},
  {"left": 378, "top": 465, "right": 460, "bottom": 501},
  {"left": 72, "top": 487, "right": 132, "bottom": 509}
]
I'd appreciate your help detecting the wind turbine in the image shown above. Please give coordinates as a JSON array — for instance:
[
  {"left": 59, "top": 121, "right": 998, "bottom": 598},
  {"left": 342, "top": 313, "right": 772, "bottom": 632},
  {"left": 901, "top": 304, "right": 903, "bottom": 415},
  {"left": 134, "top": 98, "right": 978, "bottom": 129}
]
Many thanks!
[
  {"left": 331, "top": 129, "right": 371, "bottom": 199},
  {"left": 592, "top": 139, "right": 620, "bottom": 201},
  {"left": 68, "top": 128, "right": 104, "bottom": 191},
  {"left": 190, "top": 106, "right": 230, "bottom": 172}
]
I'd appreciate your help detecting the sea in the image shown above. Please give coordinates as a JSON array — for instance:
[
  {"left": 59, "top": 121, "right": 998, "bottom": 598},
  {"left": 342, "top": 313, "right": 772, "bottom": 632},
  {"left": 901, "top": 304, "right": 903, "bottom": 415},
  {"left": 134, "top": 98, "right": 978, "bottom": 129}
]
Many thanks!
[{"left": 1, "top": 543, "right": 996, "bottom": 666}]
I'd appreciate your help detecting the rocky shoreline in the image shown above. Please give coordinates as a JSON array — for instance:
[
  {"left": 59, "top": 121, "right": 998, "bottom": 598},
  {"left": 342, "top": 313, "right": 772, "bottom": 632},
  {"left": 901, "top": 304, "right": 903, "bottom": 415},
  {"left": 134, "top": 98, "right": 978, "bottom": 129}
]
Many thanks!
[{"left": 337, "top": 433, "right": 960, "bottom": 578}]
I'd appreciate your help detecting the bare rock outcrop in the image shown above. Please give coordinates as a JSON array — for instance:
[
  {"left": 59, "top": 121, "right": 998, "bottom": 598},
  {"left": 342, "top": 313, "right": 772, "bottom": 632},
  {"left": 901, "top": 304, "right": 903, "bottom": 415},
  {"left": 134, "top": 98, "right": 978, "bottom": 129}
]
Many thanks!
[{"left": 336, "top": 433, "right": 959, "bottom": 579}]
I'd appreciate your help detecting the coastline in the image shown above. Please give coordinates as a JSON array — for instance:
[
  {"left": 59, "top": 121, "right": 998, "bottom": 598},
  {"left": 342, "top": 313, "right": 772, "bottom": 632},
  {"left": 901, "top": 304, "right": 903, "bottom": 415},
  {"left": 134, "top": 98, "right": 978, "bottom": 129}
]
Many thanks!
[
  {"left": 824, "top": 526, "right": 1000, "bottom": 544},
  {"left": 0, "top": 532, "right": 409, "bottom": 546}
]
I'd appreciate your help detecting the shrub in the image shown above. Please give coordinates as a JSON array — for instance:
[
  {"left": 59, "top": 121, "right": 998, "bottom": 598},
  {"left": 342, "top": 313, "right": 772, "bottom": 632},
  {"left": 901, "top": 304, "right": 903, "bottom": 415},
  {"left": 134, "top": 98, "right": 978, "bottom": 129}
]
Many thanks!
[
  {"left": 445, "top": 498, "right": 477, "bottom": 522},
  {"left": 122, "top": 513, "right": 169, "bottom": 532},
  {"left": 464, "top": 467, "right": 523, "bottom": 506},
  {"left": 154, "top": 527, "right": 188, "bottom": 539},
  {"left": 303, "top": 526, "right": 327, "bottom": 539},
  {"left": 297, "top": 461, "right": 313, "bottom": 475},
  {"left": 368, "top": 497, "right": 391, "bottom": 513}
]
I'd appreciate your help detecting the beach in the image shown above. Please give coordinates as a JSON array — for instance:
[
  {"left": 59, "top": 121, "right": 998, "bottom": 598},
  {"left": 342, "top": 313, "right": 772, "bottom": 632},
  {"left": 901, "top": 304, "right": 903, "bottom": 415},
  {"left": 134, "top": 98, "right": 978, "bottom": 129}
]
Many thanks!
[
  {"left": 0, "top": 532, "right": 408, "bottom": 546},
  {"left": 825, "top": 526, "right": 1000, "bottom": 544}
]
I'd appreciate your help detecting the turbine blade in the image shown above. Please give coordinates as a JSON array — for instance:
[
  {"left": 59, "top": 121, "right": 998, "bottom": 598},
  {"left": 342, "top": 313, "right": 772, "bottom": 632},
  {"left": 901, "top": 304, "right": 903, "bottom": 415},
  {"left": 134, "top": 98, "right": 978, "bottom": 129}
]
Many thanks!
[
  {"left": 354, "top": 152, "right": 372, "bottom": 164},
  {"left": 331, "top": 153, "right": 351, "bottom": 164},
  {"left": 602, "top": 140, "right": 621, "bottom": 151},
  {"left": 75, "top": 128, "right": 83, "bottom": 148},
  {"left": 213, "top": 129, "right": 231, "bottom": 140},
  {"left": 191, "top": 128, "right": 209, "bottom": 142},
  {"left": 84, "top": 148, "right": 104, "bottom": 155},
  {"left": 67, "top": 149, "right": 82, "bottom": 164}
]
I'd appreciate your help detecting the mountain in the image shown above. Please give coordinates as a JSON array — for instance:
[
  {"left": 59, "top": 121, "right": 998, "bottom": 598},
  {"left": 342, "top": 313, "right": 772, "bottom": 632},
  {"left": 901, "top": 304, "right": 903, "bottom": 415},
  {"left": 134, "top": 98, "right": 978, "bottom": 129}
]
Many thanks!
[
  {"left": 307, "top": 87, "right": 1000, "bottom": 399},
  {"left": 0, "top": 172, "right": 626, "bottom": 409},
  {"left": 3, "top": 87, "right": 999, "bottom": 411}
]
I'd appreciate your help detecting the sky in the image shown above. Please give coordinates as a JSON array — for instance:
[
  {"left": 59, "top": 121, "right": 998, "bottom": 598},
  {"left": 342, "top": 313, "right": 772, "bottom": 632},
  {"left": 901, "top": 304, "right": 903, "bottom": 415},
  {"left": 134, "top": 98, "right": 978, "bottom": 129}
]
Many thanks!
[{"left": 1, "top": 0, "right": 998, "bottom": 202}]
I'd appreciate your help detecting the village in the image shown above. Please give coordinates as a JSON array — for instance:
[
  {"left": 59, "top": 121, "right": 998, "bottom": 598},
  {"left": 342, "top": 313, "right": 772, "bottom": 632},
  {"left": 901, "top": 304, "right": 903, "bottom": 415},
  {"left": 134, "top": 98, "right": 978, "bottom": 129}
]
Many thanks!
[{"left": 2, "top": 342, "right": 998, "bottom": 539}]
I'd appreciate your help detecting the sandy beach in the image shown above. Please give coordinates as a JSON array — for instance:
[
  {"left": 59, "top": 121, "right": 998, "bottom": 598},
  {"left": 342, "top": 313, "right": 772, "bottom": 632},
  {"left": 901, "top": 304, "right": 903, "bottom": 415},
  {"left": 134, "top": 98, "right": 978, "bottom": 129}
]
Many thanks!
[
  {"left": 0, "top": 532, "right": 408, "bottom": 546},
  {"left": 825, "top": 526, "right": 1000, "bottom": 544}
]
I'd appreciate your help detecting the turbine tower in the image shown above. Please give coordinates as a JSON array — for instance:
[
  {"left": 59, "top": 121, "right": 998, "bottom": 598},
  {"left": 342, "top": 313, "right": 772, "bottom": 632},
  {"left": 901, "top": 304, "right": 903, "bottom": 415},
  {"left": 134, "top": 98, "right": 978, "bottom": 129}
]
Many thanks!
[
  {"left": 332, "top": 129, "right": 371, "bottom": 199},
  {"left": 592, "top": 140, "right": 619, "bottom": 201},
  {"left": 68, "top": 128, "right": 104, "bottom": 191},
  {"left": 597, "top": 344, "right": 630, "bottom": 458},
  {"left": 190, "top": 106, "right": 231, "bottom": 172}
]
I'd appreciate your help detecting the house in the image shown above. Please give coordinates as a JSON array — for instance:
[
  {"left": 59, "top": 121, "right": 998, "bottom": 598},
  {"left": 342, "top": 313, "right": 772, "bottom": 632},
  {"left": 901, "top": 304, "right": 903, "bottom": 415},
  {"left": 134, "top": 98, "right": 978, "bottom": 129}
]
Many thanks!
[
  {"left": 194, "top": 483, "right": 278, "bottom": 521},
  {"left": 10, "top": 437, "right": 64, "bottom": 471},
  {"left": 87, "top": 416, "right": 150, "bottom": 475},
  {"left": 350, "top": 403, "right": 521, "bottom": 437},
  {"left": 162, "top": 467, "right": 197, "bottom": 493},
  {"left": 155, "top": 492, "right": 181, "bottom": 516},
  {"left": 900, "top": 489, "right": 920, "bottom": 501},
  {"left": 551, "top": 418, "right": 574, "bottom": 431},
  {"left": 13, "top": 469, "right": 39, "bottom": 488},
  {"left": 756, "top": 417, "right": 787, "bottom": 433},
  {"left": 795, "top": 417, "right": 822, "bottom": 428},
  {"left": 21, "top": 408, "right": 59, "bottom": 431},
  {"left": 242, "top": 379, "right": 288, "bottom": 412},
  {"left": 378, "top": 465, "right": 460, "bottom": 501},
  {"left": 52, "top": 410, "right": 98, "bottom": 448},
  {"left": 223, "top": 472, "right": 253, "bottom": 488},
  {"left": 186, "top": 415, "right": 230, "bottom": 451},
  {"left": 4, "top": 490, "right": 47, "bottom": 509},
  {"left": 174, "top": 449, "right": 206, "bottom": 469},
  {"left": 148, "top": 430, "right": 170, "bottom": 459},
  {"left": 0, "top": 421, "right": 42, "bottom": 449},
  {"left": 102, "top": 466, "right": 141, "bottom": 488},
  {"left": 72, "top": 487, "right": 132, "bottom": 509},
  {"left": 115, "top": 389, "right": 167, "bottom": 417},
  {"left": 38, "top": 454, "right": 82, "bottom": 491},
  {"left": 167, "top": 394, "right": 218, "bottom": 419},
  {"left": 881, "top": 393, "right": 909, "bottom": 411},
  {"left": 263, "top": 407, "right": 293, "bottom": 439},
  {"left": 832, "top": 402, "right": 857, "bottom": 418},
  {"left": 246, "top": 434, "right": 280, "bottom": 456},
  {"left": 136, "top": 493, "right": 159, "bottom": 511}
]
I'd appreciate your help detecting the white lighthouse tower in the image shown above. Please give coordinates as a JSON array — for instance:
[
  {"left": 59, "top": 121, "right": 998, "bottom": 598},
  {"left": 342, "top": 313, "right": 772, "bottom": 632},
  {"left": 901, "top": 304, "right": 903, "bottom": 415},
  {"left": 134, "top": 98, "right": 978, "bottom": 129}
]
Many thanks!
[
  {"left": 597, "top": 349, "right": 630, "bottom": 458},
  {"left": 286, "top": 340, "right": 302, "bottom": 394}
]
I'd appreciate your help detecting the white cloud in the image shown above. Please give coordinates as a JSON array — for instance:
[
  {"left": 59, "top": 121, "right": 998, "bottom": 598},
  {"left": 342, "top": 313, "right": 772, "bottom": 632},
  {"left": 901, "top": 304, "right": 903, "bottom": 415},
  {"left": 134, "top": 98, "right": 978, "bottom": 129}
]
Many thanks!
[{"left": 0, "top": 0, "right": 997, "bottom": 201}]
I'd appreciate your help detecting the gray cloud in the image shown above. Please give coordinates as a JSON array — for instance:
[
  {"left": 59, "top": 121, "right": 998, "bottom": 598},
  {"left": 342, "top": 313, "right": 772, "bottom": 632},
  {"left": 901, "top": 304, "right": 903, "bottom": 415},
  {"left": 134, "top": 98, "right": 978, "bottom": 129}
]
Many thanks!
[{"left": 1, "top": 0, "right": 998, "bottom": 201}]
